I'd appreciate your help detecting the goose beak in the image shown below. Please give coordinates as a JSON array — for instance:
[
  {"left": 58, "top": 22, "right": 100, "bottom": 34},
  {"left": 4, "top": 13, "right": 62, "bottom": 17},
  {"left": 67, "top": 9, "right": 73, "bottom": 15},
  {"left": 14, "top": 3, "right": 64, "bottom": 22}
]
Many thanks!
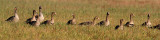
[{"left": 15, "top": 7, "right": 17, "bottom": 10}]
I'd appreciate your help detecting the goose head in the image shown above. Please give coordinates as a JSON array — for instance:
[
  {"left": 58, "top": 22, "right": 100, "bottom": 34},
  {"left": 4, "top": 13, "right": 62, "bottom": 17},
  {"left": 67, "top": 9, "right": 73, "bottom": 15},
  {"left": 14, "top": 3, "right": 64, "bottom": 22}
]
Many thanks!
[
  {"left": 39, "top": 6, "right": 42, "bottom": 9},
  {"left": 94, "top": 16, "right": 99, "bottom": 20},
  {"left": 148, "top": 14, "right": 150, "bottom": 18},
  {"left": 52, "top": 12, "right": 56, "bottom": 15},
  {"left": 130, "top": 13, "right": 134, "bottom": 17},
  {"left": 107, "top": 12, "right": 109, "bottom": 15}
]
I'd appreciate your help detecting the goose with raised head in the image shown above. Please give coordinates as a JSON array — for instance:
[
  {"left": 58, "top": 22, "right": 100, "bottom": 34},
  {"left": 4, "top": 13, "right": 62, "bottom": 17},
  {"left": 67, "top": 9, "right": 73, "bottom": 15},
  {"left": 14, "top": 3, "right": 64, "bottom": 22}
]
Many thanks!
[
  {"left": 125, "top": 13, "right": 134, "bottom": 27},
  {"left": 42, "top": 12, "right": 56, "bottom": 25},
  {"left": 38, "top": 6, "right": 44, "bottom": 22},
  {"left": 79, "top": 16, "right": 99, "bottom": 25},
  {"left": 142, "top": 14, "right": 152, "bottom": 27},
  {"left": 26, "top": 10, "right": 37, "bottom": 24},
  {"left": 67, "top": 14, "right": 76, "bottom": 25},
  {"left": 97, "top": 12, "right": 110, "bottom": 26},
  {"left": 5, "top": 7, "right": 19, "bottom": 22},
  {"left": 115, "top": 19, "right": 124, "bottom": 30}
]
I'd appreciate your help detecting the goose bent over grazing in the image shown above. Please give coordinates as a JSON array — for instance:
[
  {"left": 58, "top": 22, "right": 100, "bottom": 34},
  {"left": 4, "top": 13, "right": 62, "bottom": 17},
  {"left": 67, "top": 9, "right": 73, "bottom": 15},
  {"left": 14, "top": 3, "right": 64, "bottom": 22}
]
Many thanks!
[
  {"left": 67, "top": 14, "right": 76, "bottom": 25},
  {"left": 38, "top": 6, "right": 44, "bottom": 22},
  {"left": 142, "top": 14, "right": 152, "bottom": 27},
  {"left": 5, "top": 7, "right": 19, "bottom": 22},
  {"left": 79, "top": 16, "right": 99, "bottom": 25},
  {"left": 42, "top": 12, "right": 56, "bottom": 25},
  {"left": 97, "top": 12, "right": 110, "bottom": 26},
  {"left": 26, "top": 10, "right": 37, "bottom": 24},
  {"left": 29, "top": 15, "right": 41, "bottom": 27},
  {"left": 115, "top": 19, "right": 124, "bottom": 30},
  {"left": 125, "top": 13, "right": 134, "bottom": 27}
]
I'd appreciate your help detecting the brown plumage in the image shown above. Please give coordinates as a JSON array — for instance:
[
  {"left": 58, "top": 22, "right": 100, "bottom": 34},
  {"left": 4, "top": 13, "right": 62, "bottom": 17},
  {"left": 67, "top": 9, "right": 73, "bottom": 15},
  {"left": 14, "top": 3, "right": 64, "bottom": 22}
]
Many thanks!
[
  {"left": 115, "top": 19, "right": 124, "bottom": 30},
  {"left": 97, "top": 12, "right": 110, "bottom": 26},
  {"left": 26, "top": 10, "right": 37, "bottom": 24},
  {"left": 79, "top": 16, "right": 99, "bottom": 25},
  {"left": 42, "top": 12, "right": 56, "bottom": 25},
  {"left": 142, "top": 14, "right": 152, "bottom": 27},
  {"left": 5, "top": 7, "right": 19, "bottom": 22},
  {"left": 125, "top": 13, "right": 134, "bottom": 27},
  {"left": 67, "top": 14, "right": 76, "bottom": 25}
]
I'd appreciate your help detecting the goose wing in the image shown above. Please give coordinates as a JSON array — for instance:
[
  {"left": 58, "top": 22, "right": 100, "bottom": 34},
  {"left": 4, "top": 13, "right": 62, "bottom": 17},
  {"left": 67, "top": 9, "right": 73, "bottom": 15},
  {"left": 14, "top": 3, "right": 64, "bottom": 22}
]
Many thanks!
[
  {"left": 26, "top": 18, "right": 32, "bottom": 23},
  {"left": 142, "top": 22, "right": 147, "bottom": 26},
  {"left": 124, "top": 22, "right": 130, "bottom": 26},
  {"left": 115, "top": 25, "right": 120, "bottom": 30},
  {"left": 29, "top": 21, "right": 36, "bottom": 25},
  {"left": 79, "top": 21, "right": 92, "bottom": 25},
  {"left": 5, "top": 16, "right": 15, "bottom": 21},
  {"left": 97, "top": 21, "right": 105, "bottom": 25},
  {"left": 42, "top": 20, "right": 50, "bottom": 24},
  {"left": 67, "top": 20, "right": 72, "bottom": 25}
]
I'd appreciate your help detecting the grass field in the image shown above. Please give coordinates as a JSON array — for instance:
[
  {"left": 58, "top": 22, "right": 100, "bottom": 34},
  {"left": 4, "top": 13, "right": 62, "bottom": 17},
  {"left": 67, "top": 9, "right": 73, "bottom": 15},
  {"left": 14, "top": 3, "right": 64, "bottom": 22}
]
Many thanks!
[{"left": 0, "top": 0, "right": 160, "bottom": 40}]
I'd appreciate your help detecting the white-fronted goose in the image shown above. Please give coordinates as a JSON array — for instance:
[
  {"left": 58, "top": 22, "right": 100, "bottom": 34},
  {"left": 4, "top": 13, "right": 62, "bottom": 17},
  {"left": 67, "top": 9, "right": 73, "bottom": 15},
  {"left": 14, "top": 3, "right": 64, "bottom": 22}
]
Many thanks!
[
  {"left": 142, "top": 14, "right": 152, "bottom": 27},
  {"left": 67, "top": 14, "right": 76, "bottom": 25},
  {"left": 38, "top": 6, "right": 44, "bottom": 22},
  {"left": 5, "top": 7, "right": 19, "bottom": 22},
  {"left": 97, "top": 12, "right": 110, "bottom": 26},
  {"left": 79, "top": 16, "right": 99, "bottom": 25},
  {"left": 125, "top": 13, "right": 134, "bottom": 27},
  {"left": 42, "top": 12, "right": 56, "bottom": 25},
  {"left": 115, "top": 19, "right": 124, "bottom": 30},
  {"left": 26, "top": 10, "right": 37, "bottom": 24}
]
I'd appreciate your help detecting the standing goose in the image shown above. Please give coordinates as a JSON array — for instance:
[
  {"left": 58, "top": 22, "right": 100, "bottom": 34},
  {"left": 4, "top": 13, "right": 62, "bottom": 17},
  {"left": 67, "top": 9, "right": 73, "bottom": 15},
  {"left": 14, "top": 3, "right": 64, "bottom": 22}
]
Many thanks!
[
  {"left": 97, "top": 12, "right": 110, "bottom": 26},
  {"left": 142, "top": 14, "right": 152, "bottom": 27},
  {"left": 115, "top": 19, "right": 124, "bottom": 30},
  {"left": 38, "top": 6, "right": 44, "bottom": 22},
  {"left": 125, "top": 13, "right": 134, "bottom": 27},
  {"left": 42, "top": 12, "right": 56, "bottom": 25},
  {"left": 26, "top": 10, "right": 37, "bottom": 24},
  {"left": 29, "top": 15, "right": 41, "bottom": 27},
  {"left": 5, "top": 7, "right": 19, "bottom": 22},
  {"left": 67, "top": 14, "right": 76, "bottom": 25},
  {"left": 79, "top": 16, "right": 99, "bottom": 25}
]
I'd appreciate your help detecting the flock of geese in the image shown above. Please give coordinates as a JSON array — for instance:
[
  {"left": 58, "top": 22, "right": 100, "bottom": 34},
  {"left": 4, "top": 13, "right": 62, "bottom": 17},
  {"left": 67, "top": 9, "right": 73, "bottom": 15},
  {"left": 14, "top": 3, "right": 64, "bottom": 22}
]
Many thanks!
[{"left": 5, "top": 6, "right": 160, "bottom": 30}]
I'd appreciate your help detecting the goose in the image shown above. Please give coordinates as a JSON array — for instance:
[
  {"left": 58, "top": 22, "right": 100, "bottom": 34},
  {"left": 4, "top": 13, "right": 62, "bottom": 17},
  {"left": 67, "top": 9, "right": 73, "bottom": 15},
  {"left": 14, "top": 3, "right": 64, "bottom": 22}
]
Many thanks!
[
  {"left": 125, "top": 13, "right": 134, "bottom": 27},
  {"left": 142, "top": 14, "right": 152, "bottom": 27},
  {"left": 26, "top": 10, "right": 37, "bottom": 24},
  {"left": 79, "top": 16, "right": 99, "bottom": 25},
  {"left": 5, "top": 7, "right": 19, "bottom": 22},
  {"left": 29, "top": 15, "right": 41, "bottom": 27},
  {"left": 115, "top": 19, "right": 124, "bottom": 30},
  {"left": 42, "top": 12, "right": 56, "bottom": 25},
  {"left": 67, "top": 14, "right": 76, "bottom": 25},
  {"left": 38, "top": 6, "right": 44, "bottom": 22},
  {"left": 97, "top": 12, "right": 110, "bottom": 26}
]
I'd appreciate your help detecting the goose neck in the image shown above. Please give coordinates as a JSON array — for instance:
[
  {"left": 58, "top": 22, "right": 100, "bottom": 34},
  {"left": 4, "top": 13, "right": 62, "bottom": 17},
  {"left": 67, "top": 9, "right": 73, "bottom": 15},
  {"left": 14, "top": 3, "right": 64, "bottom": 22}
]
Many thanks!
[
  {"left": 106, "top": 15, "right": 109, "bottom": 21},
  {"left": 130, "top": 15, "right": 133, "bottom": 22},
  {"left": 120, "top": 20, "right": 123, "bottom": 26}
]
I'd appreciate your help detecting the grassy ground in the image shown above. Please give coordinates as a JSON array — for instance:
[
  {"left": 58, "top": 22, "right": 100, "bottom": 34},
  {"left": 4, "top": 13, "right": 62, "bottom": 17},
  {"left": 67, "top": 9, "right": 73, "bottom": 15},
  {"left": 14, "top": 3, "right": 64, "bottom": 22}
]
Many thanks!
[{"left": 0, "top": 0, "right": 160, "bottom": 40}]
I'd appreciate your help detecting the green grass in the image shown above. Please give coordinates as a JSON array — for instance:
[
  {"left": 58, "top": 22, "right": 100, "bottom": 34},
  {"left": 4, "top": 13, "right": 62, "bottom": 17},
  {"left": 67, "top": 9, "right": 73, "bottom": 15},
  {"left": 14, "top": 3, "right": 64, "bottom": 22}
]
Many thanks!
[{"left": 0, "top": 0, "right": 160, "bottom": 40}]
